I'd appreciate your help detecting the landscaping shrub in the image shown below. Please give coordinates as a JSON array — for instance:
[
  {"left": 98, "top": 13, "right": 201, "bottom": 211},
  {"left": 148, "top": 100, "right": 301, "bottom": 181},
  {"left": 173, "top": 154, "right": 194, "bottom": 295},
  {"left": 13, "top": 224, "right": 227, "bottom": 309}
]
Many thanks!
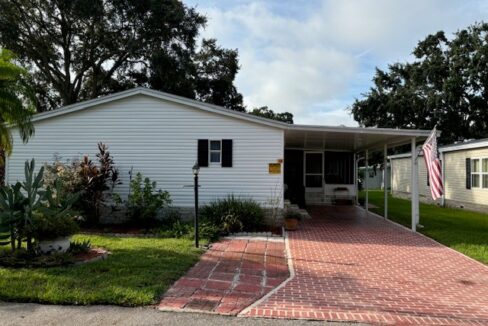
[
  {"left": 44, "top": 142, "right": 121, "bottom": 225},
  {"left": 126, "top": 172, "right": 171, "bottom": 228},
  {"left": 68, "top": 240, "right": 91, "bottom": 255},
  {"left": 200, "top": 195, "right": 265, "bottom": 234},
  {"left": 0, "top": 159, "right": 81, "bottom": 256},
  {"left": 79, "top": 143, "right": 120, "bottom": 225}
]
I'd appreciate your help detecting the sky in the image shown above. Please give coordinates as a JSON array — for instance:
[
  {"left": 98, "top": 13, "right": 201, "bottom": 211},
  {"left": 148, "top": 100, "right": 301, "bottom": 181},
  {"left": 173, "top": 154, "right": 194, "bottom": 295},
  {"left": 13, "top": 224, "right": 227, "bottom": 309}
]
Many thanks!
[{"left": 184, "top": 0, "right": 488, "bottom": 126}]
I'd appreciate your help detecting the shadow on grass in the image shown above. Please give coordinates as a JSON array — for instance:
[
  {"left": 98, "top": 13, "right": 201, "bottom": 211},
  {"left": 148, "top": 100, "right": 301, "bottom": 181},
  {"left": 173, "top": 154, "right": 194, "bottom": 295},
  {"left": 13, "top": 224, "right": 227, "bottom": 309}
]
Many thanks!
[{"left": 0, "top": 236, "right": 203, "bottom": 306}]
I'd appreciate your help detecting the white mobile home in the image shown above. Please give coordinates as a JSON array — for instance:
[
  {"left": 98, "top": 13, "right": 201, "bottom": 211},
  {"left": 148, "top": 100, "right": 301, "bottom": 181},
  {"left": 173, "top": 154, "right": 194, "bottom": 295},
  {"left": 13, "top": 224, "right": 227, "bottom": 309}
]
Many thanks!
[
  {"left": 6, "top": 88, "right": 431, "bottom": 225},
  {"left": 390, "top": 138, "right": 488, "bottom": 213}
]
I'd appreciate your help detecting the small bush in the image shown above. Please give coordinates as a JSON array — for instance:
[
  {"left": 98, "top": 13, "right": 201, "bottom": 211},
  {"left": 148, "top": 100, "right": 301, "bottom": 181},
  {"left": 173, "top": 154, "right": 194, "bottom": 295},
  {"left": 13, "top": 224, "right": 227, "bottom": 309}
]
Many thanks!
[
  {"left": 68, "top": 240, "right": 91, "bottom": 255},
  {"left": 200, "top": 195, "right": 265, "bottom": 234},
  {"left": 160, "top": 208, "right": 182, "bottom": 228},
  {"left": 33, "top": 214, "right": 80, "bottom": 241},
  {"left": 126, "top": 172, "right": 171, "bottom": 228}
]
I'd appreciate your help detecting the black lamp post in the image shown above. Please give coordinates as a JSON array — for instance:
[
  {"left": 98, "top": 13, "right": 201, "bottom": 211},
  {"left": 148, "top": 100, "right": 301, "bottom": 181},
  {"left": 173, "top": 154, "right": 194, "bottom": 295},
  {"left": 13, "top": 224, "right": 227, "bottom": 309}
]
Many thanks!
[{"left": 192, "top": 163, "right": 200, "bottom": 248}]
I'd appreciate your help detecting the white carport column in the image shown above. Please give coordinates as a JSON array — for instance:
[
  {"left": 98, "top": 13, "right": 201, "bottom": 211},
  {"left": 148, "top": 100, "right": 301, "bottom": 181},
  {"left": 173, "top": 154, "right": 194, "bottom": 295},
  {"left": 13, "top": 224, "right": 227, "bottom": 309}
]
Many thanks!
[
  {"left": 354, "top": 153, "right": 358, "bottom": 205},
  {"left": 365, "top": 149, "right": 369, "bottom": 214},
  {"left": 411, "top": 137, "right": 419, "bottom": 232},
  {"left": 383, "top": 144, "right": 388, "bottom": 219}
]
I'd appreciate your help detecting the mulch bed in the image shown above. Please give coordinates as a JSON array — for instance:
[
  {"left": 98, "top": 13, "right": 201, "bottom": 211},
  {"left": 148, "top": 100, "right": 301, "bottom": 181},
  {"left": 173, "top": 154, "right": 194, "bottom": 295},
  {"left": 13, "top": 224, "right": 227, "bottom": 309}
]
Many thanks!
[{"left": 73, "top": 248, "right": 110, "bottom": 264}]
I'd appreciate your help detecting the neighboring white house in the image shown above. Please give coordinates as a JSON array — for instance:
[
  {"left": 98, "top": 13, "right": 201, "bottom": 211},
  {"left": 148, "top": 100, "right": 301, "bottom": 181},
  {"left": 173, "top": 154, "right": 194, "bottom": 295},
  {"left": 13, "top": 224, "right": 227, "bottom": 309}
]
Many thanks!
[
  {"left": 389, "top": 138, "right": 488, "bottom": 213},
  {"left": 6, "top": 87, "right": 432, "bottom": 224},
  {"left": 358, "top": 164, "right": 391, "bottom": 190}
]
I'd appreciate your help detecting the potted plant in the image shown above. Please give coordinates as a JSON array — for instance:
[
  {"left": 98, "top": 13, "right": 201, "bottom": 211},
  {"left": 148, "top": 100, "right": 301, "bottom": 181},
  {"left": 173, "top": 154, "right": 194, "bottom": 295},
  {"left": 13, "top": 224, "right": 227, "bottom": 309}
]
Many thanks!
[
  {"left": 34, "top": 213, "right": 80, "bottom": 254},
  {"left": 283, "top": 209, "right": 302, "bottom": 231},
  {"left": 34, "top": 178, "right": 81, "bottom": 254}
]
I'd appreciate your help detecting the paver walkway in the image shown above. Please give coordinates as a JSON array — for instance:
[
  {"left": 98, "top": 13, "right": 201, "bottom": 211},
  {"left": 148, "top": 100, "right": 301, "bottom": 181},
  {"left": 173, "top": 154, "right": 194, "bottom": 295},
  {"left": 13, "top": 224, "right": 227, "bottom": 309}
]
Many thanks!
[
  {"left": 244, "top": 206, "right": 488, "bottom": 325},
  {"left": 159, "top": 238, "right": 288, "bottom": 315}
]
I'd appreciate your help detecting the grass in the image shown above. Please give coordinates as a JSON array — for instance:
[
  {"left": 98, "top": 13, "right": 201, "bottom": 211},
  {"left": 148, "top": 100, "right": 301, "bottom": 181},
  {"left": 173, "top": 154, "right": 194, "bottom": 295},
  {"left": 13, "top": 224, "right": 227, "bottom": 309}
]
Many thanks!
[
  {"left": 360, "top": 190, "right": 488, "bottom": 265},
  {"left": 0, "top": 235, "right": 203, "bottom": 306}
]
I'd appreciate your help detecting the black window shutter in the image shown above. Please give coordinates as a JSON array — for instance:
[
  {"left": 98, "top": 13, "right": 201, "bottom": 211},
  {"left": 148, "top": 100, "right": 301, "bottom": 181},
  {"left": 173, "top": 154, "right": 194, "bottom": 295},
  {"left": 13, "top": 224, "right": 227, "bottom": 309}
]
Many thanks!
[
  {"left": 198, "top": 139, "right": 209, "bottom": 167},
  {"left": 466, "top": 158, "right": 471, "bottom": 189},
  {"left": 222, "top": 139, "right": 233, "bottom": 167}
]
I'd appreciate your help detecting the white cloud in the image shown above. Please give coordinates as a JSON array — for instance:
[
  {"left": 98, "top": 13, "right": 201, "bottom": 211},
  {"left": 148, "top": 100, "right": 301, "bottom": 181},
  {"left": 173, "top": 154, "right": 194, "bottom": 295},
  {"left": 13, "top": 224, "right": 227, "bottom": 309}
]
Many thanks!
[{"left": 187, "top": 0, "right": 488, "bottom": 125}]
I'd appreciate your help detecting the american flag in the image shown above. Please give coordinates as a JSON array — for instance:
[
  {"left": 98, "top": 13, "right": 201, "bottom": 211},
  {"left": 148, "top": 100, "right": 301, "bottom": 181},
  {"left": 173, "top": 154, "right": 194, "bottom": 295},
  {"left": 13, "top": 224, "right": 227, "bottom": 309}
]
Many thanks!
[{"left": 422, "top": 127, "right": 444, "bottom": 200}]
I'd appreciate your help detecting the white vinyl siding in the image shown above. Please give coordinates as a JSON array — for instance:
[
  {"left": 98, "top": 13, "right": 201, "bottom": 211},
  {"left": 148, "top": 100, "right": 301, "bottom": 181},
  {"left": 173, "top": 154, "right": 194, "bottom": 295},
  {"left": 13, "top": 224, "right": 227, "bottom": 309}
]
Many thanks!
[
  {"left": 390, "top": 147, "right": 488, "bottom": 206},
  {"left": 6, "top": 94, "right": 284, "bottom": 208},
  {"left": 390, "top": 156, "right": 430, "bottom": 198},
  {"left": 444, "top": 148, "right": 488, "bottom": 204}
]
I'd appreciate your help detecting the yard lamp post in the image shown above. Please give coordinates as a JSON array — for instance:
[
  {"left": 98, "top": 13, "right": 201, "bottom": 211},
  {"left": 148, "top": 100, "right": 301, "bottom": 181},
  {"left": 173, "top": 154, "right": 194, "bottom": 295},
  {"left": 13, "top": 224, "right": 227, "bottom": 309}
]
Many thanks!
[{"left": 192, "top": 163, "right": 200, "bottom": 248}]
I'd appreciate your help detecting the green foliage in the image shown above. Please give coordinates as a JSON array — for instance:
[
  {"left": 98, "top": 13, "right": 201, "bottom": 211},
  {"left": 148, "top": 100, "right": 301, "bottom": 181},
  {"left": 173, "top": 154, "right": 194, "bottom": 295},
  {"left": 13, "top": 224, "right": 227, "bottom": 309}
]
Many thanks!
[
  {"left": 351, "top": 22, "right": 488, "bottom": 144},
  {"left": 200, "top": 195, "right": 265, "bottom": 234},
  {"left": 250, "top": 106, "right": 294, "bottom": 124},
  {"left": 32, "top": 214, "right": 79, "bottom": 241},
  {"left": 0, "top": 248, "right": 74, "bottom": 268},
  {"left": 283, "top": 209, "right": 302, "bottom": 221},
  {"left": 127, "top": 172, "right": 171, "bottom": 228},
  {"left": 0, "top": 159, "right": 81, "bottom": 252},
  {"left": 68, "top": 240, "right": 91, "bottom": 255},
  {"left": 0, "top": 48, "right": 34, "bottom": 158},
  {"left": 0, "top": 182, "right": 25, "bottom": 250},
  {"left": 0, "top": 235, "right": 203, "bottom": 305},
  {"left": 221, "top": 213, "right": 243, "bottom": 233},
  {"left": 43, "top": 158, "right": 83, "bottom": 195},
  {"left": 0, "top": 0, "right": 246, "bottom": 112}
]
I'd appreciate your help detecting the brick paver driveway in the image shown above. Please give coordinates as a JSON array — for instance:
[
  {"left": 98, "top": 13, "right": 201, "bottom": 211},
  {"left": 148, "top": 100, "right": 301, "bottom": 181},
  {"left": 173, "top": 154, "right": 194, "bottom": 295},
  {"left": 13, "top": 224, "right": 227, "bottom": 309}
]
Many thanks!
[
  {"left": 244, "top": 206, "right": 488, "bottom": 325},
  {"left": 159, "top": 238, "right": 288, "bottom": 315}
]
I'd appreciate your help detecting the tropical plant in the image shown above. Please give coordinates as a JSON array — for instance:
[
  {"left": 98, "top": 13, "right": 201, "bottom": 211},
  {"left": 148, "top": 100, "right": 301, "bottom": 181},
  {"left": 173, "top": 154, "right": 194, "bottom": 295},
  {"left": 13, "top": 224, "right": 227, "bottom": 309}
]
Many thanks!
[
  {"left": 126, "top": 172, "right": 171, "bottom": 227},
  {"left": 0, "top": 159, "right": 44, "bottom": 252},
  {"left": 19, "top": 159, "right": 45, "bottom": 251},
  {"left": 33, "top": 178, "right": 81, "bottom": 241},
  {"left": 0, "top": 182, "right": 25, "bottom": 250},
  {"left": 200, "top": 195, "right": 265, "bottom": 234},
  {"left": 0, "top": 49, "right": 35, "bottom": 159},
  {"left": 79, "top": 143, "right": 120, "bottom": 225},
  {"left": 68, "top": 240, "right": 91, "bottom": 255}
]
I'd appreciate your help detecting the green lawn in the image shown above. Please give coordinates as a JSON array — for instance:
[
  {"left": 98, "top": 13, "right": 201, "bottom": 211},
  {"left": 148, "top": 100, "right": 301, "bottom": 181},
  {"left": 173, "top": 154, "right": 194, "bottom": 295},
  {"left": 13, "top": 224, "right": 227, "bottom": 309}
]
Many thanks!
[
  {"left": 0, "top": 235, "right": 203, "bottom": 306},
  {"left": 360, "top": 190, "right": 488, "bottom": 264}
]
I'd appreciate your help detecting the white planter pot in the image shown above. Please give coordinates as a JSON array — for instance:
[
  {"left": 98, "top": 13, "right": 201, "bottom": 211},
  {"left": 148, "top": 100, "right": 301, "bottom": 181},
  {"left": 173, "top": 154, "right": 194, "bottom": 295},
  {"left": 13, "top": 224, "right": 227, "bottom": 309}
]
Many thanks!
[{"left": 39, "top": 236, "right": 71, "bottom": 254}]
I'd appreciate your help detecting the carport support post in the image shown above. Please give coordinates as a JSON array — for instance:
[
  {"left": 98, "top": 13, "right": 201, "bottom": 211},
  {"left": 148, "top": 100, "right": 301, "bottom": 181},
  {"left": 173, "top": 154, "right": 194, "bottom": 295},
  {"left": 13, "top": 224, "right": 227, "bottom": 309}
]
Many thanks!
[
  {"left": 383, "top": 144, "right": 388, "bottom": 219},
  {"left": 365, "top": 149, "right": 369, "bottom": 213},
  {"left": 411, "top": 138, "right": 419, "bottom": 232}
]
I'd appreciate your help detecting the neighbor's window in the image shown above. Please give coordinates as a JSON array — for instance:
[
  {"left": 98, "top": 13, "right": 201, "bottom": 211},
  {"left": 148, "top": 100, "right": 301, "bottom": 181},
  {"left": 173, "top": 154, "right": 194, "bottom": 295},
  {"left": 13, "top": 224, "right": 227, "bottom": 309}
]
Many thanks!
[
  {"left": 471, "top": 158, "right": 488, "bottom": 189},
  {"left": 209, "top": 140, "right": 221, "bottom": 163}
]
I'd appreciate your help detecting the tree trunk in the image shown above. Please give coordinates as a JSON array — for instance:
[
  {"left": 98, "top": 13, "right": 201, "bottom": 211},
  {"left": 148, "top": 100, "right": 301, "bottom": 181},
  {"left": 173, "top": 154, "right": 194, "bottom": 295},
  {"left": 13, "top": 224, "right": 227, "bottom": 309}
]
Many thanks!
[
  {"left": 26, "top": 237, "right": 32, "bottom": 252},
  {"left": 10, "top": 227, "right": 15, "bottom": 252}
]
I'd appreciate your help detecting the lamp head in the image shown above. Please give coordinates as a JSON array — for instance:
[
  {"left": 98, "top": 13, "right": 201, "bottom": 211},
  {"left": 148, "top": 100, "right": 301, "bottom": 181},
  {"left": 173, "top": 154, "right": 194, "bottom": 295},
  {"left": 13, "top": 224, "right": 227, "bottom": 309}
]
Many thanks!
[{"left": 192, "top": 162, "right": 200, "bottom": 176}]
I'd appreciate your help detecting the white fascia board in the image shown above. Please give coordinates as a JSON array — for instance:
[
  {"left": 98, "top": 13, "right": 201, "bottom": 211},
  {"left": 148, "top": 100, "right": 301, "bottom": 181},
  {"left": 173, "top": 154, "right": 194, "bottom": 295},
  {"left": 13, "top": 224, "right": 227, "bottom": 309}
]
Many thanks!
[
  {"left": 439, "top": 139, "right": 488, "bottom": 153},
  {"left": 289, "top": 124, "right": 433, "bottom": 137}
]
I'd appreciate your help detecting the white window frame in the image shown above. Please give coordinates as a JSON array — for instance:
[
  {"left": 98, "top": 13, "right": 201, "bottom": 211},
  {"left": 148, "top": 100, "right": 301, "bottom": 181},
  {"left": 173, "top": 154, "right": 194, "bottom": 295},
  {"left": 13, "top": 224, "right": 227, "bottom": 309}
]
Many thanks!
[
  {"left": 209, "top": 140, "right": 222, "bottom": 164},
  {"left": 471, "top": 157, "right": 488, "bottom": 189}
]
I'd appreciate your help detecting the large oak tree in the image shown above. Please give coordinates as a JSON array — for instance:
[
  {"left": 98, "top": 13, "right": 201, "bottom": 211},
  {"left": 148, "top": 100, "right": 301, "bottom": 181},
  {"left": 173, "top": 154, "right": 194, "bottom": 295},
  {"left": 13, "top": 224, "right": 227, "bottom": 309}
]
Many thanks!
[
  {"left": 351, "top": 22, "right": 488, "bottom": 144},
  {"left": 0, "top": 0, "right": 246, "bottom": 112}
]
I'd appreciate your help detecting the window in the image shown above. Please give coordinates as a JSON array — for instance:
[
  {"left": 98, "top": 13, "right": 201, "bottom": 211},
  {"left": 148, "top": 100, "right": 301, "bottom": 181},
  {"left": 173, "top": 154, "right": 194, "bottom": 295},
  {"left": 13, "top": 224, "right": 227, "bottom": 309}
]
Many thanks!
[
  {"left": 471, "top": 158, "right": 488, "bottom": 189},
  {"left": 209, "top": 140, "right": 221, "bottom": 163}
]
